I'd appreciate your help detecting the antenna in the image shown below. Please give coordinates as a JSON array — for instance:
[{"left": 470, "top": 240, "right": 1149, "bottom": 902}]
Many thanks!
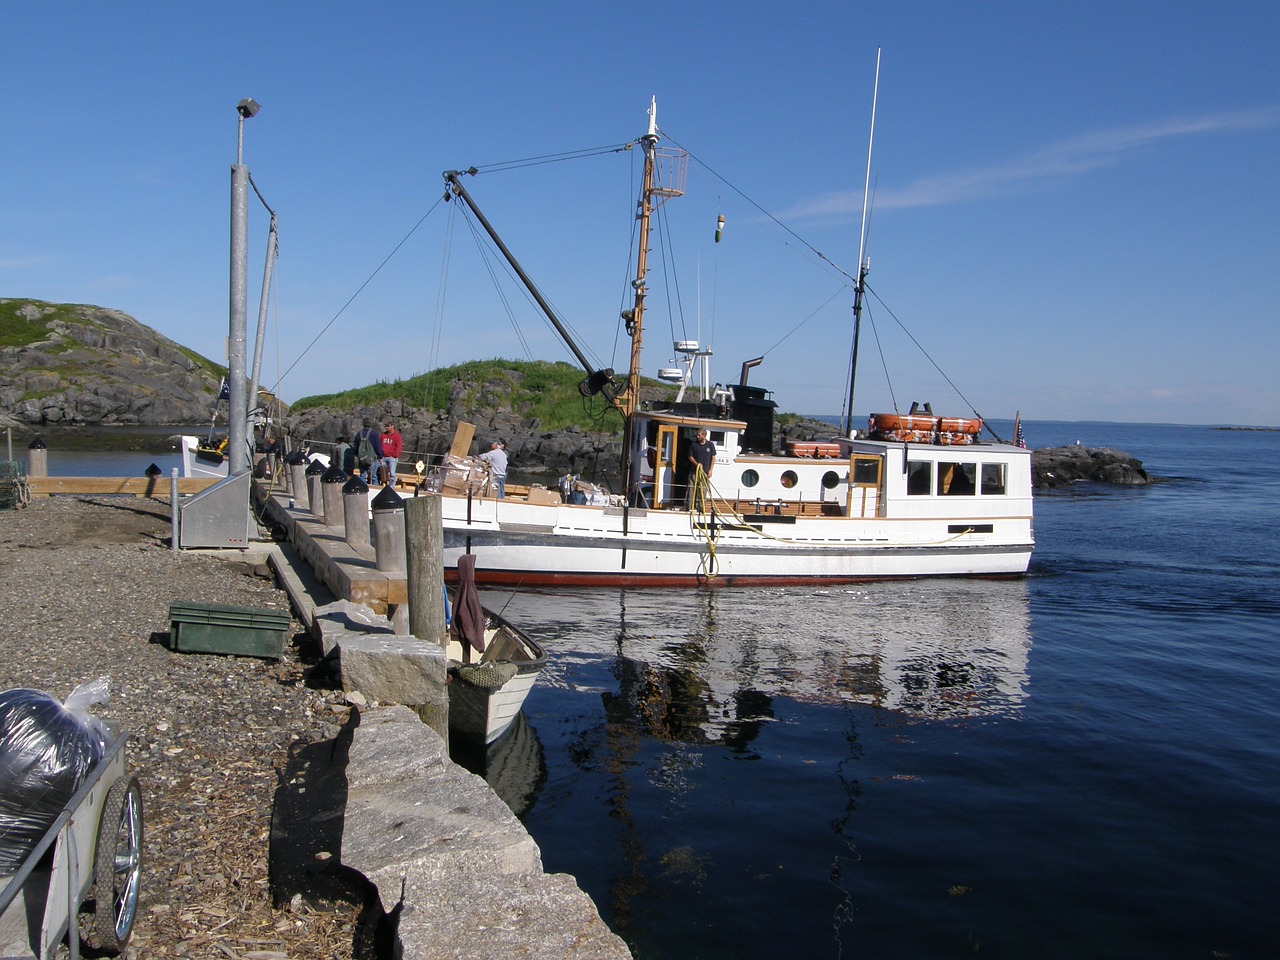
[{"left": 844, "top": 48, "right": 880, "bottom": 438}]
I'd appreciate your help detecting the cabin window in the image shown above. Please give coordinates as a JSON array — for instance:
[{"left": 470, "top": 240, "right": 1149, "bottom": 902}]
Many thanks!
[
  {"left": 906, "top": 460, "right": 932, "bottom": 496},
  {"left": 822, "top": 470, "right": 841, "bottom": 490},
  {"left": 780, "top": 470, "right": 799, "bottom": 489},
  {"left": 981, "top": 463, "right": 1006, "bottom": 496},
  {"left": 937, "top": 462, "right": 976, "bottom": 496},
  {"left": 852, "top": 456, "right": 881, "bottom": 487},
  {"left": 741, "top": 469, "right": 760, "bottom": 488}
]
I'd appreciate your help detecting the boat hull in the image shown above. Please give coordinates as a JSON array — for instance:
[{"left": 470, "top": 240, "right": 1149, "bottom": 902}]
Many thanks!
[
  {"left": 446, "top": 615, "right": 547, "bottom": 746},
  {"left": 440, "top": 505, "right": 1032, "bottom": 587}
]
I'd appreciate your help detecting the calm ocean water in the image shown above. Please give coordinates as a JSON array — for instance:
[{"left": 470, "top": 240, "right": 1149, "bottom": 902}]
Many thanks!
[
  {"left": 40, "top": 422, "right": 1280, "bottom": 958},
  {"left": 476, "top": 421, "right": 1280, "bottom": 960}
]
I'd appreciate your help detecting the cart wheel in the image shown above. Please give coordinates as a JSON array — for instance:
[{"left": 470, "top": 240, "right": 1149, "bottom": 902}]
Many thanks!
[{"left": 87, "top": 776, "right": 144, "bottom": 955}]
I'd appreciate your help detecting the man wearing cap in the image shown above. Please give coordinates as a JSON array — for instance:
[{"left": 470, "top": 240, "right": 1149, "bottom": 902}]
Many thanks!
[
  {"left": 478, "top": 438, "right": 508, "bottom": 498},
  {"left": 380, "top": 422, "right": 403, "bottom": 485}
]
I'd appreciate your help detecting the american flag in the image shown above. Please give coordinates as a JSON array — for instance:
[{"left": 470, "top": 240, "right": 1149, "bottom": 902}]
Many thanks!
[{"left": 1013, "top": 412, "right": 1027, "bottom": 449}]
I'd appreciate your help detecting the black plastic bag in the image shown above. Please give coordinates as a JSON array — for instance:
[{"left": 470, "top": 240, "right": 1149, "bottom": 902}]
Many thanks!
[{"left": 0, "top": 680, "right": 109, "bottom": 873}]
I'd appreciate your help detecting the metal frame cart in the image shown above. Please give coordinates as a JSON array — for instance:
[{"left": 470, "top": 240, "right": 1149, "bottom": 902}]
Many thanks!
[{"left": 0, "top": 731, "right": 143, "bottom": 959}]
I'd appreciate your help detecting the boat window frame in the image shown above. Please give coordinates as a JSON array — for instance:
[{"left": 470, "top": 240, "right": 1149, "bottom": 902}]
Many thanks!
[
  {"left": 937, "top": 461, "right": 977, "bottom": 496},
  {"left": 981, "top": 462, "right": 1007, "bottom": 496},
  {"left": 906, "top": 459, "right": 933, "bottom": 496},
  {"left": 851, "top": 455, "right": 881, "bottom": 488}
]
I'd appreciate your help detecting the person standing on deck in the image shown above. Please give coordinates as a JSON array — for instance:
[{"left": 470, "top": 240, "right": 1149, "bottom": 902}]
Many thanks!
[
  {"left": 380, "top": 422, "right": 403, "bottom": 485},
  {"left": 479, "top": 438, "right": 508, "bottom": 498},
  {"left": 686, "top": 428, "right": 715, "bottom": 508}
]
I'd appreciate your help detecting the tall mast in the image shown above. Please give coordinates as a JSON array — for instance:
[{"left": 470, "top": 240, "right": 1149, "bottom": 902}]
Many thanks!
[
  {"left": 621, "top": 97, "right": 661, "bottom": 419},
  {"left": 845, "top": 48, "right": 880, "bottom": 439},
  {"left": 616, "top": 98, "right": 661, "bottom": 501}
]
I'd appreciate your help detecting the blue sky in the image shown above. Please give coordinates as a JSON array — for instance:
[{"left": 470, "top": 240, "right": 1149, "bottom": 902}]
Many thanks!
[{"left": 4, "top": 1, "right": 1277, "bottom": 426}]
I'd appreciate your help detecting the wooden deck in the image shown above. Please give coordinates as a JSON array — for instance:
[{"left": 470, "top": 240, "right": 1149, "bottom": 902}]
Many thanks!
[
  {"left": 255, "top": 487, "right": 406, "bottom": 614},
  {"left": 26, "top": 476, "right": 221, "bottom": 497}
]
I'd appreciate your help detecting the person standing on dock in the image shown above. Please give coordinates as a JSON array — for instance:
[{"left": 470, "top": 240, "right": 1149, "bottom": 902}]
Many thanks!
[
  {"left": 380, "top": 422, "right": 403, "bottom": 485},
  {"left": 354, "top": 417, "right": 383, "bottom": 484},
  {"left": 479, "top": 438, "right": 508, "bottom": 498}
]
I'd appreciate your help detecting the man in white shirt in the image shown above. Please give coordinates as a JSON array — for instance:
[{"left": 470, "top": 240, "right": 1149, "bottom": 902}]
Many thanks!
[{"left": 479, "top": 439, "right": 508, "bottom": 498}]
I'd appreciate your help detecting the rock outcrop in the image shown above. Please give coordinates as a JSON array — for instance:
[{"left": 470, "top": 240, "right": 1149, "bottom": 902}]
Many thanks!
[
  {"left": 0, "top": 298, "right": 225, "bottom": 426},
  {"left": 1031, "top": 445, "right": 1152, "bottom": 488},
  {"left": 284, "top": 402, "right": 838, "bottom": 491}
]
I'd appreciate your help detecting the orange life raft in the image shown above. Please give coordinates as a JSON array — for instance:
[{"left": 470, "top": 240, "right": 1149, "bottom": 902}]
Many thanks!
[
  {"left": 785, "top": 440, "right": 843, "bottom": 458},
  {"left": 868, "top": 413, "right": 982, "bottom": 445}
]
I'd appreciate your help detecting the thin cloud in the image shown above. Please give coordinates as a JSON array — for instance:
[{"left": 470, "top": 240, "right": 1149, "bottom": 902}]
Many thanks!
[
  {"left": 787, "top": 105, "right": 1280, "bottom": 218},
  {"left": 0, "top": 255, "right": 59, "bottom": 270}
]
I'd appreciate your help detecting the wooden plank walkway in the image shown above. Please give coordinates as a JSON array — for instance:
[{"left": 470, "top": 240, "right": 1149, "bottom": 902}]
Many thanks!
[
  {"left": 27, "top": 476, "right": 221, "bottom": 497},
  {"left": 256, "top": 489, "right": 407, "bottom": 614}
]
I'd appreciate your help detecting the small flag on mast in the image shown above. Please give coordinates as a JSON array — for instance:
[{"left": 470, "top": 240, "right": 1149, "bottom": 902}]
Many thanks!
[
  {"left": 715, "top": 214, "right": 724, "bottom": 243},
  {"left": 217, "top": 377, "right": 230, "bottom": 401},
  {"left": 1013, "top": 411, "right": 1027, "bottom": 449}
]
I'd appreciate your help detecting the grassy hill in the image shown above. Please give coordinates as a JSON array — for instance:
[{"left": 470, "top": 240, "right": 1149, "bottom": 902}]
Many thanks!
[{"left": 292, "top": 358, "right": 655, "bottom": 432}]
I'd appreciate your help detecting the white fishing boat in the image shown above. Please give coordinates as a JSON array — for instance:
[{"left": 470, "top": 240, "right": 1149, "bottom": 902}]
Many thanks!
[{"left": 432, "top": 93, "right": 1034, "bottom": 586}]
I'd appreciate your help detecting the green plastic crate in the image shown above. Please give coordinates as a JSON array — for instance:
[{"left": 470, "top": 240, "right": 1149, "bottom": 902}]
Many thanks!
[{"left": 169, "top": 600, "right": 291, "bottom": 659}]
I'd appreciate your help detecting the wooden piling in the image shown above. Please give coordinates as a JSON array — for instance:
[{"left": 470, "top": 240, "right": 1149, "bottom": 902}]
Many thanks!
[{"left": 404, "top": 494, "right": 448, "bottom": 741}]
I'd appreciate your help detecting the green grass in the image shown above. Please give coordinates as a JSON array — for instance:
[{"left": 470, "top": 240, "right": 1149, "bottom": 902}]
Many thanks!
[
  {"left": 0, "top": 299, "right": 60, "bottom": 347},
  {"left": 292, "top": 358, "right": 649, "bottom": 432},
  {"left": 2, "top": 298, "right": 225, "bottom": 378}
]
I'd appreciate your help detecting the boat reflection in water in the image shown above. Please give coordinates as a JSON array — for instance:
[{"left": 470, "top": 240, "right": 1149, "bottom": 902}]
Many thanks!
[
  {"left": 499, "top": 579, "right": 1032, "bottom": 745},
  {"left": 486, "top": 579, "right": 1033, "bottom": 955},
  {"left": 449, "top": 712, "right": 548, "bottom": 819}
]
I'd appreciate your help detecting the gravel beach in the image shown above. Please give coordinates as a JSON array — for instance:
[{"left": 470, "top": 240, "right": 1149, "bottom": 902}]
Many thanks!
[{"left": 0, "top": 496, "right": 363, "bottom": 958}]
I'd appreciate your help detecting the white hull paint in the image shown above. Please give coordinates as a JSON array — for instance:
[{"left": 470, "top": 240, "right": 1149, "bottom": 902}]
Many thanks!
[
  {"left": 444, "top": 617, "right": 547, "bottom": 745},
  {"left": 439, "top": 437, "right": 1033, "bottom": 587},
  {"left": 448, "top": 670, "right": 541, "bottom": 745}
]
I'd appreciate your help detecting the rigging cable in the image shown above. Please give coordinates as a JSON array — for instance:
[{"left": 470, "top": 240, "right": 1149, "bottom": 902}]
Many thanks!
[
  {"left": 270, "top": 196, "right": 444, "bottom": 390},
  {"left": 460, "top": 142, "right": 636, "bottom": 175},
  {"left": 457, "top": 206, "right": 535, "bottom": 360},
  {"left": 863, "top": 281, "right": 995, "bottom": 432},
  {"left": 424, "top": 196, "right": 460, "bottom": 410},
  {"left": 660, "top": 131, "right": 858, "bottom": 287}
]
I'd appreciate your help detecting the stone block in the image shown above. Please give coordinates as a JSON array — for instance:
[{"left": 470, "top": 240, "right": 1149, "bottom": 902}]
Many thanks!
[
  {"left": 336, "top": 635, "right": 447, "bottom": 708},
  {"left": 313, "top": 598, "right": 396, "bottom": 656}
]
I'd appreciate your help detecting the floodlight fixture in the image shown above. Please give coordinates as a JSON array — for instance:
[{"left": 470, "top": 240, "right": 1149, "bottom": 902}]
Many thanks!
[{"left": 236, "top": 98, "right": 261, "bottom": 119}]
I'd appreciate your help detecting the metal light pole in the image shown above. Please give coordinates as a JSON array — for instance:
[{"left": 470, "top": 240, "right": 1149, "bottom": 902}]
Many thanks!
[{"left": 228, "top": 97, "right": 259, "bottom": 476}]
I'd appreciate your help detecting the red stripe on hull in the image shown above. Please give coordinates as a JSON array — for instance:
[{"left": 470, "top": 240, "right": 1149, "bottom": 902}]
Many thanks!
[{"left": 443, "top": 568, "right": 1026, "bottom": 588}]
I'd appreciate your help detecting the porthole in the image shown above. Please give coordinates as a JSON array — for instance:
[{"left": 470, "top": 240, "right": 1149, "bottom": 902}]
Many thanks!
[
  {"left": 741, "top": 468, "right": 760, "bottom": 488},
  {"left": 781, "top": 470, "right": 798, "bottom": 489},
  {"left": 822, "top": 470, "right": 841, "bottom": 490}
]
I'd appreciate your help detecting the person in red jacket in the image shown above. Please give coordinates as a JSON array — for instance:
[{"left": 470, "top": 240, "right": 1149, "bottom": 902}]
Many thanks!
[{"left": 380, "top": 422, "right": 403, "bottom": 484}]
